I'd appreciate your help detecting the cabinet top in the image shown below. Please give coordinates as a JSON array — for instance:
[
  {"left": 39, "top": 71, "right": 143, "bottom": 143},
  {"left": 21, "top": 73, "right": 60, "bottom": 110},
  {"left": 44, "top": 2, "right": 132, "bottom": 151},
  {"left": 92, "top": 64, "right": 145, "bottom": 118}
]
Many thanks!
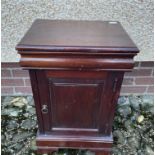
[{"left": 16, "top": 19, "right": 139, "bottom": 54}]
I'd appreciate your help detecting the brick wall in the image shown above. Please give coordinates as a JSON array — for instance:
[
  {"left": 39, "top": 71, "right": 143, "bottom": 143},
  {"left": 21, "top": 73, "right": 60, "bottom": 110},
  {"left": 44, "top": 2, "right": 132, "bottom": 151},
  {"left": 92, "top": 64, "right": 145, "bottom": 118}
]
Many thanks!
[{"left": 1, "top": 62, "right": 154, "bottom": 96}]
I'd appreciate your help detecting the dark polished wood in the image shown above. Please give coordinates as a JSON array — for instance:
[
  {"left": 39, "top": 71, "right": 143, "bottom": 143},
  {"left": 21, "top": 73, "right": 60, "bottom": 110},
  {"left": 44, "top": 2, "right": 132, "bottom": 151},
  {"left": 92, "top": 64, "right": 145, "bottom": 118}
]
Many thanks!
[
  {"left": 16, "top": 19, "right": 139, "bottom": 154},
  {"left": 16, "top": 19, "right": 138, "bottom": 53}
]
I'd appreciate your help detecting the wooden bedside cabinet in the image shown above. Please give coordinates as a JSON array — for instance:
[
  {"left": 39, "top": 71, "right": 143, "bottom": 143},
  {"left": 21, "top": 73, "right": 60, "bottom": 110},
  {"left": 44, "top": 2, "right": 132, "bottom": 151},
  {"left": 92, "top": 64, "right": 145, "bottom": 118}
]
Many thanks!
[{"left": 16, "top": 19, "right": 139, "bottom": 155}]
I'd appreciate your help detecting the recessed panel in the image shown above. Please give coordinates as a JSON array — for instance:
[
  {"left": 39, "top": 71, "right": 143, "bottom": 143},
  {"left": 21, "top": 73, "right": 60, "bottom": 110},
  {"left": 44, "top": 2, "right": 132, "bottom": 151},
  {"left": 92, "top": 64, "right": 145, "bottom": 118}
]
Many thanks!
[{"left": 48, "top": 79, "right": 104, "bottom": 130}]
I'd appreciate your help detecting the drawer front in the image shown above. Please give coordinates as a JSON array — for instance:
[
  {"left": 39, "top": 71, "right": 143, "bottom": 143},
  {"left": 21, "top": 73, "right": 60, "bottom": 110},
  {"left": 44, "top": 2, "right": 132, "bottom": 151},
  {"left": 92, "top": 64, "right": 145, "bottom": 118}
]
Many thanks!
[{"left": 33, "top": 70, "right": 123, "bottom": 135}]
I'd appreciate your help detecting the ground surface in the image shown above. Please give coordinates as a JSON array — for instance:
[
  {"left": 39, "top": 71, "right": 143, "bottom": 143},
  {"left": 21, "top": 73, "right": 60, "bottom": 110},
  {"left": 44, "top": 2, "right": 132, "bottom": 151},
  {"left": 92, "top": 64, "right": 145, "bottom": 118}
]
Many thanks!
[{"left": 1, "top": 95, "right": 154, "bottom": 155}]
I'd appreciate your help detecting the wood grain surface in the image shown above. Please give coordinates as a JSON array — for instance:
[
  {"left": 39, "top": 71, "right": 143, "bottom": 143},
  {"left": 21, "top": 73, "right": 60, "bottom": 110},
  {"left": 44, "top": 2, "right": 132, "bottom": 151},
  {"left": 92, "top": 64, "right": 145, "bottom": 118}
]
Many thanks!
[{"left": 16, "top": 19, "right": 139, "bottom": 53}]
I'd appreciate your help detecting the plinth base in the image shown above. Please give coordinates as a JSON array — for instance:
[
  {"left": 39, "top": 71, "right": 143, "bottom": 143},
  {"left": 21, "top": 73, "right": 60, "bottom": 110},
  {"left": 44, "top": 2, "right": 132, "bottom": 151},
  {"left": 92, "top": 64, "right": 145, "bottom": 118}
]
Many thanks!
[{"left": 36, "top": 131, "right": 113, "bottom": 154}]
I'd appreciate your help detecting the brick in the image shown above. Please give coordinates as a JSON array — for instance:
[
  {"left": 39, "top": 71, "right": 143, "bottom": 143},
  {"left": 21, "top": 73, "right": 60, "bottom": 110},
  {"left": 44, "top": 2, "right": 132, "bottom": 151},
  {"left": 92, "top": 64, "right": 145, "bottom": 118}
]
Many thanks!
[
  {"left": 1, "top": 79, "right": 24, "bottom": 86},
  {"left": 24, "top": 79, "right": 31, "bottom": 86},
  {"left": 1, "top": 62, "right": 20, "bottom": 68},
  {"left": 134, "top": 62, "right": 140, "bottom": 68},
  {"left": 125, "top": 69, "right": 152, "bottom": 77},
  {"left": 15, "top": 87, "right": 32, "bottom": 94},
  {"left": 1, "top": 69, "right": 11, "bottom": 77},
  {"left": 12, "top": 69, "right": 29, "bottom": 77},
  {"left": 120, "top": 86, "right": 147, "bottom": 94},
  {"left": 135, "top": 77, "right": 154, "bottom": 85},
  {"left": 151, "top": 69, "right": 154, "bottom": 76},
  {"left": 140, "top": 61, "right": 154, "bottom": 67},
  {"left": 1, "top": 61, "right": 154, "bottom": 96},
  {"left": 147, "top": 86, "right": 154, "bottom": 93},
  {"left": 1, "top": 87, "right": 14, "bottom": 94},
  {"left": 122, "top": 78, "right": 134, "bottom": 85}
]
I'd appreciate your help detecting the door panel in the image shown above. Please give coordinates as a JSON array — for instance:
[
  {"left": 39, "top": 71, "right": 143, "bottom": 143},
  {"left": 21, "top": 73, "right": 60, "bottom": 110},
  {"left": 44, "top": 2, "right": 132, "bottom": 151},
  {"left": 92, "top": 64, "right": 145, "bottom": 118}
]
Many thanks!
[{"left": 36, "top": 70, "right": 111, "bottom": 135}]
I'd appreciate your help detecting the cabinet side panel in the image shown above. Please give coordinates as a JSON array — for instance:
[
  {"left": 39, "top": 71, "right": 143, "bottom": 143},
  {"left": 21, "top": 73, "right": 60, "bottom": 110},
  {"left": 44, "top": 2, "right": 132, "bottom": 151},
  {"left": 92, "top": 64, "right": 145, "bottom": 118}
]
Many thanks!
[
  {"left": 29, "top": 70, "right": 44, "bottom": 132},
  {"left": 108, "top": 72, "right": 124, "bottom": 133},
  {"left": 98, "top": 72, "right": 124, "bottom": 135}
]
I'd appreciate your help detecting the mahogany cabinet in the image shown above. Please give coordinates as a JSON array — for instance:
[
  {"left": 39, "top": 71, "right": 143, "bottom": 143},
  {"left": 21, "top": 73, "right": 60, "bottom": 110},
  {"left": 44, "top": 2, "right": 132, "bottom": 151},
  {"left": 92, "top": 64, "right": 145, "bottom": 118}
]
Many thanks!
[{"left": 16, "top": 19, "right": 139, "bottom": 155}]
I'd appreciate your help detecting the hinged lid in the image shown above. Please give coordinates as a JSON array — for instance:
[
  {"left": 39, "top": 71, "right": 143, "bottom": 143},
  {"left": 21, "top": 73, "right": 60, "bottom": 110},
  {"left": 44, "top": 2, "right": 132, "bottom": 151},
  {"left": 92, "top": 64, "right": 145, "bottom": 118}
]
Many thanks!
[{"left": 16, "top": 19, "right": 139, "bottom": 54}]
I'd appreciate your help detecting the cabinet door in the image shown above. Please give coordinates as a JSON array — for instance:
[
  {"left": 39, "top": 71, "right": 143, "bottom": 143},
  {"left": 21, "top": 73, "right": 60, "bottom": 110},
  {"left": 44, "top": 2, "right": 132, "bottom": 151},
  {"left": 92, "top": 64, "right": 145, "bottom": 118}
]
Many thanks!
[{"left": 34, "top": 70, "right": 123, "bottom": 136}]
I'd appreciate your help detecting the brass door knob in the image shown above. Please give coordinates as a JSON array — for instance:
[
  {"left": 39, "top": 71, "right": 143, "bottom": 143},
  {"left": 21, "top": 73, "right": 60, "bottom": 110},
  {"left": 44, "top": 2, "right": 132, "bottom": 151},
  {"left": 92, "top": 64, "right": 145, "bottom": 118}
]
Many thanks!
[{"left": 41, "top": 105, "right": 48, "bottom": 114}]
